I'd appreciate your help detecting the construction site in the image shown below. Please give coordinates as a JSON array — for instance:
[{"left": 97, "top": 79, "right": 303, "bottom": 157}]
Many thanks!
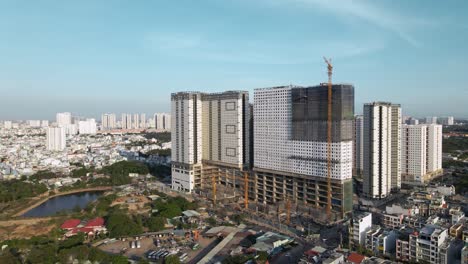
[{"left": 172, "top": 58, "right": 355, "bottom": 229}]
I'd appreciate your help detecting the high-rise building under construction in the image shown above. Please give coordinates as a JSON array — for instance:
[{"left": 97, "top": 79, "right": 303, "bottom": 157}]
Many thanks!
[
  {"left": 253, "top": 84, "right": 355, "bottom": 218},
  {"left": 170, "top": 91, "right": 250, "bottom": 193}
]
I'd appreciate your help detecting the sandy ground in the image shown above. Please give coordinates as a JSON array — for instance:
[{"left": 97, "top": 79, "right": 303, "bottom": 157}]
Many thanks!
[
  {"left": 98, "top": 234, "right": 216, "bottom": 262},
  {"left": 111, "top": 195, "right": 151, "bottom": 214},
  {"left": 0, "top": 217, "right": 57, "bottom": 240}
]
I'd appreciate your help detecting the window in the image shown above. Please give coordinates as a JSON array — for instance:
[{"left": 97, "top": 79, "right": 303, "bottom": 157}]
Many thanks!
[
  {"left": 226, "top": 148, "right": 236, "bottom": 157},
  {"left": 225, "top": 101, "right": 236, "bottom": 111},
  {"left": 226, "top": 125, "right": 236, "bottom": 134}
]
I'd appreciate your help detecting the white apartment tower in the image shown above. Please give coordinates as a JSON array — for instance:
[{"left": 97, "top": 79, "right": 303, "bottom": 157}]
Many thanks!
[
  {"left": 439, "top": 116, "right": 454, "bottom": 126},
  {"left": 101, "top": 113, "right": 116, "bottom": 130},
  {"left": 121, "top": 114, "right": 132, "bottom": 129},
  {"left": 155, "top": 113, "right": 171, "bottom": 131},
  {"left": 171, "top": 92, "right": 203, "bottom": 192},
  {"left": 140, "top": 113, "right": 146, "bottom": 129},
  {"left": 78, "top": 119, "right": 97, "bottom": 134},
  {"left": 354, "top": 115, "right": 364, "bottom": 176},
  {"left": 254, "top": 84, "right": 354, "bottom": 217},
  {"left": 401, "top": 124, "right": 443, "bottom": 185},
  {"left": 425, "top": 116, "right": 438, "bottom": 124},
  {"left": 56, "top": 112, "right": 72, "bottom": 126},
  {"left": 427, "top": 124, "right": 442, "bottom": 173},
  {"left": 46, "top": 126, "right": 66, "bottom": 151},
  {"left": 363, "top": 102, "right": 401, "bottom": 199},
  {"left": 171, "top": 91, "right": 250, "bottom": 193},
  {"left": 56, "top": 112, "right": 77, "bottom": 136},
  {"left": 133, "top": 114, "right": 140, "bottom": 129}
]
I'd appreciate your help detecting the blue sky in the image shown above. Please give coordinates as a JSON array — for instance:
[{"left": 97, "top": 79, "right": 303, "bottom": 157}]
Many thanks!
[{"left": 1, "top": 0, "right": 467, "bottom": 120}]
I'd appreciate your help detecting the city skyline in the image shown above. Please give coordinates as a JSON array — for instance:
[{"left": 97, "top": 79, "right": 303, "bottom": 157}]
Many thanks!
[{"left": 1, "top": 0, "right": 467, "bottom": 119}]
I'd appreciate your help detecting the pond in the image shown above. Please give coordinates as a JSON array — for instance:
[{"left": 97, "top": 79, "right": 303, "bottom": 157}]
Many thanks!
[{"left": 23, "top": 191, "right": 103, "bottom": 217}]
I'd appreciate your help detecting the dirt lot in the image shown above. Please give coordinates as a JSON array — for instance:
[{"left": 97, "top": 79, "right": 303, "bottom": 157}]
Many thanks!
[
  {"left": 98, "top": 234, "right": 217, "bottom": 262},
  {"left": 111, "top": 195, "right": 151, "bottom": 214},
  {"left": 0, "top": 217, "right": 57, "bottom": 240}
]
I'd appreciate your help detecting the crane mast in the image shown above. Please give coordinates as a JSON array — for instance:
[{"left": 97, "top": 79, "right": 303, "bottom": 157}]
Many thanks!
[{"left": 323, "top": 57, "right": 333, "bottom": 220}]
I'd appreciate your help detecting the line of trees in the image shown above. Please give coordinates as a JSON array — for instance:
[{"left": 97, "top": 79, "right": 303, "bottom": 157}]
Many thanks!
[{"left": 0, "top": 180, "right": 48, "bottom": 203}]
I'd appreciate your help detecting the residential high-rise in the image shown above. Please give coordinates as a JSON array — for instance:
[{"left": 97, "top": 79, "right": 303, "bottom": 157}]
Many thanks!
[
  {"left": 439, "top": 116, "right": 454, "bottom": 126},
  {"left": 56, "top": 112, "right": 77, "bottom": 136},
  {"left": 254, "top": 84, "right": 354, "bottom": 217},
  {"left": 41, "top": 120, "right": 49, "bottom": 127},
  {"left": 171, "top": 91, "right": 250, "bottom": 193},
  {"left": 201, "top": 91, "right": 250, "bottom": 170},
  {"left": 171, "top": 92, "right": 203, "bottom": 192},
  {"left": 353, "top": 115, "right": 364, "bottom": 176},
  {"left": 27, "top": 120, "right": 41, "bottom": 128},
  {"left": 78, "top": 119, "right": 97, "bottom": 134},
  {"left": 155, "top": 113, "right": 171, "bottom": 131},
  {"left": 140, "top": 113, "right": 146, "bottom": 129},
  {"left": 46, "top": 126, "right": 66, "bottom": 151},
  {"left": 401, "top": 124, "right": 443, "bottom": 185},
  {"left": 363, "top": 102, "right": 401, "bottom": 199},
  {"left": 427, "top": 124, "right": 443, "bottom": 174},
  {"left": 133, "top": 114, "right": 140, "bottom": 129},
  {"left": 425, "top": 116, "right": 438, "bottom": 124},
  {"left": 407, "top": 117, "right": 419, "bottom": 125},
  {"left": 121, "top": 114, "right": 132, "bottom": 129},
  {"left": 101, "top": 113, "right": 116, "bottom": 130},
  {"left": 56, "top": 112, "right": 72, "bottom": 126}
]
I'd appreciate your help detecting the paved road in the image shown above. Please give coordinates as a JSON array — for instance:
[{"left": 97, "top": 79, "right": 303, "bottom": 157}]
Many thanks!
[{"left": 187, "top": 237, "right": 221, "bottom": 264}]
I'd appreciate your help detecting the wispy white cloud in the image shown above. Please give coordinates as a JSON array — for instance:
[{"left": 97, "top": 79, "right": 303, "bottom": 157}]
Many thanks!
[
  {"left": 144, "top": 31, "right": 383, "bottom": 65},
  {"left": 261, "top": 0, "right": 433, "bottom": 47}
]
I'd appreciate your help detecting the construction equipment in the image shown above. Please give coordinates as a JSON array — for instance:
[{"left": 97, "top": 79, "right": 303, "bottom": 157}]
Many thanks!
[
  {"left": 244, "top": 171, "right": 249, "bottom": 209},
  {"left": 323, "top": 57, "right": 333, "bottom": 220}
]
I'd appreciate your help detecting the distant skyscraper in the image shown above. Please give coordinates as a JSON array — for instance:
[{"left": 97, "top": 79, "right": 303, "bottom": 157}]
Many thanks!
[
  {"left": 46, "top": 126, "right": 66, "bottom": 151},
  {"left": 27, "top": 120, "right": 41, "bottom": 128},
  {"left": 101, "top": 113, "right": 116, "bottom": 130},
  {"left": 56, "top": 112, "right": 72, "bottom": 126},
  {"left": 56, "top": 112, "right": 77, "bottom": 136},
  {"left": 353, "top": 115, "right": 364, "bottom": 176},
  {"left": 78, "top": 119, "right": 97, "bottom": 134},
  {"left": 363, "top": 102, "right": 401, "bottom": 199},
  {"left": 155, "top": 113, "right": 171, "bottom": 131},
  {"left": 140, "top": 113, "right": 146, "bottom": 129},
  {"left": 121, "top": 114, "right": 132, "bottom": 129},
  {"left": 401, "top": 124, "right": 443, "bottom": 185},
  {"left": 407, "top": 117, "right": 419, "bottom": 125},
  {"left": 41, "top": 120, "right": 49, "bottom": 127},
  {"left": 133, "top": 114, "right": 140, "bottom": 129},
  {"left": 425, "top": 116, "right": 438, "bottom": 124},
  {"left": 439, "top": 117, "right": 454, "bottom": 126}
]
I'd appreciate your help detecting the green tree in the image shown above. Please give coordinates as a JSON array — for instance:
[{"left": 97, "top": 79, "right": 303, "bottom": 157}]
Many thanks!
[
  {"left": 106, "top": 213, "right": 143, "bottom": 237},
  {"left": 165, "top": 255, "right": 181, "bottom": 264},
  {"left": 206, "top": 217, "right": 217, "bottom": 226},
  {"left": 146, "top": 216, "right": 166, "bottom": 232},
  {"left": 27, "top": 244, "right": 58, "bottom": 264}
]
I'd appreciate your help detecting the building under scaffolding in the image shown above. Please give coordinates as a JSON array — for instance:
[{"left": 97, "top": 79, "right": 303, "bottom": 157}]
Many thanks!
[{"left": 171, "top": 82, "right": 355, "bottom": 223}]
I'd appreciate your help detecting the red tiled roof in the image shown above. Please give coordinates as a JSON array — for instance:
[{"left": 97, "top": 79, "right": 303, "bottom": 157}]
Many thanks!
[
  {"left": 347, "top": 253, "right": 365, "bottom": 264},
  {"left": 69, "top": 227, "right": 95, "bottom": 234},
  {"left": 85, "top": 217, "right": 104, "bottom": 227},
  {"left": 61, "top": 219, "right": 81, "bottom": 229}
]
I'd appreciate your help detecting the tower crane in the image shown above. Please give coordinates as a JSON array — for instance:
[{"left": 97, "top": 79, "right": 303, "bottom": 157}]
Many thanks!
[{"left": 323, "top": 57, "right": 333, "bottom": 220}]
